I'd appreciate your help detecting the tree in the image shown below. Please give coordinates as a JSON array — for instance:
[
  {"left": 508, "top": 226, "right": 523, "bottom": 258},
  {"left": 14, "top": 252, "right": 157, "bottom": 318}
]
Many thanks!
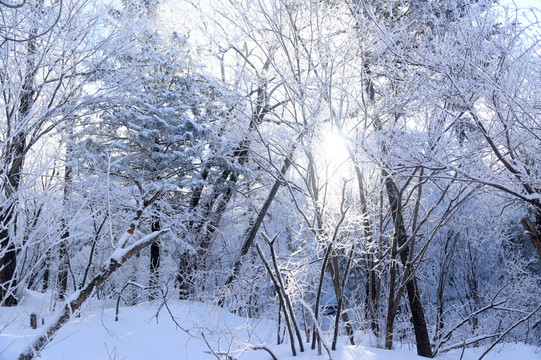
[
  {"left": 3, "top": 0, "right": 540, "bottom": 358},
  {"left": 0, "top": 0, "right": 117, "bottom": 306},
  {"left": 347, "top": 0, "right": 541, "bottom": 354}
]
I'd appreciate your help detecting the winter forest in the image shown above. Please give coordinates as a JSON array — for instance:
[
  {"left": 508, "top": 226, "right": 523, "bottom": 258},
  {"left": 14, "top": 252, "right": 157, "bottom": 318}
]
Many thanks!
[{"left": 0, "top": 0, "right": 540, "bottom": 359}]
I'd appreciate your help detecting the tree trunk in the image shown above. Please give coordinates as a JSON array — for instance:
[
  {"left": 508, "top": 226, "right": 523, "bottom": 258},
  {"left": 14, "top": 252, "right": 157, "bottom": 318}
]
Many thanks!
[
  {"left": 0, "top": 124, "right": 28, "bottom": 307},
  {"left": 0, "top": 123, "right": 29, "bottom": 307},
  {"left": 384, "top": 173, "right": 432, "bottom": 357},
  {"left": 521, "top": 217, "right": 541, "bottom": 261},
  {"left": 328, "top": 256, "right": 355, "bottom": 343},
  {"left": 0, "top": 211, "right": 18, "bottom": 306},
  {"left": 221, "top": 149, "right": 294, "bottom": 296},
  {"left": 365, "top": 253, "right": 380, "bottom": 335},
  {"left": 57, "top": 240, "right": 68, "bottom": 300},
  {"left": 384, "top": 231, "right": 400, "bottom": 350},
  {"left": 0, "top": 18, "right": 38, "bottom": 306},
  {"left": 149, "top": 217, "right": 160, "bottom": 300},
  {"left": 405, "top": 276, "right": 431, "bottom": 357},
  {"left": 177, "top": 251, "right": 195, "bottom": 300}
]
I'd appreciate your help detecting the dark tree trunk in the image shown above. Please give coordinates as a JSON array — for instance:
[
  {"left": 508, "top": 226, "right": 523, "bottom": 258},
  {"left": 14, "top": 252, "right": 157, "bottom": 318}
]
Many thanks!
[
  {"left": 177, "top": 251, "right": 195, "bottom": 300},
  {"left": 179, "top": 71, "right": 274, "bottom": 300},
  {"left": 405, "top": 277, "right": 431, "bottom": 357},
  {"left": 0, "top": 136, "right": 27, "bottom": 307},
  {"left": 384, "top": 173, "right": 432, "bottom": 358},
  {"left": 365, "top": 253, "right": 380, "bottom": 335},
  {"left": 435, "top": 232, "right": 457, "bottom": 345},
  {"left": 522, "top": 216, "right": 541, "bottom": 261},
  {"left": 42, "top": 267, "right": 50, "bottom": 292},
  {"left": 149, "top": 217, "right": 160, "bottom": 300},
  {"left": 0, "top": 130, "right": 28, "bottom": 306},
  {"left": 384, "top": 220, "right": 403, "bottom": 352},
  {"left": 58, "top": 130, "right": 75, "bottom": 301},
  {"left": 0, "top": 212, "right": 18, "bottom": 306},
  {"left": 0, "top": 24, "right": 38, "bottom": 306}
]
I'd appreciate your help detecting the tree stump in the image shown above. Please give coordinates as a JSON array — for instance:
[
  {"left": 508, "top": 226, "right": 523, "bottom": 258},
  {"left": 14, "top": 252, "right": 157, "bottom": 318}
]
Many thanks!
[{"left": 30, "top": 314, "right": 37, "bottom": 329}]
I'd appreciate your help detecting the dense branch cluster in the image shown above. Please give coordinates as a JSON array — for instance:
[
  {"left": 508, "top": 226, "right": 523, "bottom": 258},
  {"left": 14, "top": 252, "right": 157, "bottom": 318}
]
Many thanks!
[{"left": 0, "top": 0, "right": 540, "bottom": 359}]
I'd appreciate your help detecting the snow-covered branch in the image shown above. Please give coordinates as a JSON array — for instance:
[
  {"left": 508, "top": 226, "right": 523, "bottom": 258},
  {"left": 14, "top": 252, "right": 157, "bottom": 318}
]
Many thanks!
[{"left": 18, "top": 228, "right": 170, "bottom": 360}]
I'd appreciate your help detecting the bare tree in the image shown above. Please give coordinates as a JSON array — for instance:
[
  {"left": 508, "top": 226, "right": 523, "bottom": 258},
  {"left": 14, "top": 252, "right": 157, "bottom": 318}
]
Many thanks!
[{"left": 0, "top": 0, "right": 117, "bottom": 306}]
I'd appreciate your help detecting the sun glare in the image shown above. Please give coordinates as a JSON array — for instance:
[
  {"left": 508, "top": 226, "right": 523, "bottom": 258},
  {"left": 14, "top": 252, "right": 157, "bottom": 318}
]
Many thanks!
[
  {"left": 322, "top": 131, "right": 350, "bottom": 166},
  {"left": 318, "top": 131, "right": 352, "bottom": 202}
]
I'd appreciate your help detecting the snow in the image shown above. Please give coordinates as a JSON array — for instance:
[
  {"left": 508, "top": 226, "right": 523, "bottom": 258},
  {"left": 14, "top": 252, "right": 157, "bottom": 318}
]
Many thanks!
[
  {"left": 110, "top": 229, "right": 170, "bottom": 263},
  {"left": 1, "top": 290, "right": 539, "bottom": 360}
]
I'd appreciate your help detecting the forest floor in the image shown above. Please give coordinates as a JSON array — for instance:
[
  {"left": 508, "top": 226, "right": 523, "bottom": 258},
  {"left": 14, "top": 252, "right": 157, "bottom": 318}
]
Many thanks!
[{"left": 1, "top": 290, "right": 539, "bottom": 360}]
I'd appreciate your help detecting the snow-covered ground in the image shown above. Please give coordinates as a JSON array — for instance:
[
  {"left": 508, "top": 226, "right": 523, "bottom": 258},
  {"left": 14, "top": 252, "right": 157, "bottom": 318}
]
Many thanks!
[{"left": 1, "top": 290, "right": 539, "bottom": 360}]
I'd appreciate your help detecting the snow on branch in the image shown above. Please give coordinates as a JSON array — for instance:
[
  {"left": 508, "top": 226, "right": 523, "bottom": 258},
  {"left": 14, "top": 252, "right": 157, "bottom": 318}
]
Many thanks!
[{"left": 18, "top": 228, "right": 170, "bottom": 360}]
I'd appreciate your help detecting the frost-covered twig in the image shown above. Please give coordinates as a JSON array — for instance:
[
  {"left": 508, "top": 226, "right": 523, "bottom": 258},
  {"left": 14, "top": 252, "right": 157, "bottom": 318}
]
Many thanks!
[
  {"left": 255, "top": 241, "right": 297, "bottom": 356},
  {"left": 478, "top": 302, "right": 541, "bottom": 360},
  {"left": 201, "top": 332, "right": 234, "bottom": 360},
  {"left": 262, "top": 232, "right": 305, "bottom": 353},
  {"left": 439, "top": 333, "right": 503, "bottom": 353},
  {"left": 155, "top": 283, "right": 191, "bottom": 335},
  {"left": 298, "top": 298, "right": 334, "bottom": 360},
  {"left": 17, "top": 228, "right": 169, "bottom": 360},
  {"left": 115, "top": 281, "right": 159, "bottom": 321},
  {"left": 248, "top": 346, "right": 278, "bottom": 360},
  {"left": 434, "top": 282, "right": 508, "bottom": 355}
]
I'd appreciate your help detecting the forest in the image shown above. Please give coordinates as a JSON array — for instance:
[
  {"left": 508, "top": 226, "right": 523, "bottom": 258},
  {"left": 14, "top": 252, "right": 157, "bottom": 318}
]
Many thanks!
[{"left": 0, "top": 0, "right": 540, "bottom": 359}]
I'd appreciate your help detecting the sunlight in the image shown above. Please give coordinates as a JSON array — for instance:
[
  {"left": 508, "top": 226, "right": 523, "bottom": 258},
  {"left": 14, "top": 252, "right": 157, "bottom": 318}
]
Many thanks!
[
  {"left": 322, "top": 131, "right": 350, "bottom": 166},
  {"left": 318, "top": 130, "right": 352, "bottom": 202}
]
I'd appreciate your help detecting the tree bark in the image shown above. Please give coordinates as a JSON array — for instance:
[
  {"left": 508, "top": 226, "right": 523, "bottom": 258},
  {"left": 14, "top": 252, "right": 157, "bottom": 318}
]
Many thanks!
[
  {"left": 521, "top": 217, "right": 541, "bottom": 261},
  {"left": 384, "top": 172, "right": 432, "bottom": 358},
  {"left": 0, "top": 213, "right": 18, "bottom": 306},
  {"left": 149, "top": 216, "right": 161, "bottom": 300},
  {"left": 0, "top": 43, "right": 36, "bottom": 307},
  {"left": 56, "top": 240, "right": 68, "bottom": 300}
]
